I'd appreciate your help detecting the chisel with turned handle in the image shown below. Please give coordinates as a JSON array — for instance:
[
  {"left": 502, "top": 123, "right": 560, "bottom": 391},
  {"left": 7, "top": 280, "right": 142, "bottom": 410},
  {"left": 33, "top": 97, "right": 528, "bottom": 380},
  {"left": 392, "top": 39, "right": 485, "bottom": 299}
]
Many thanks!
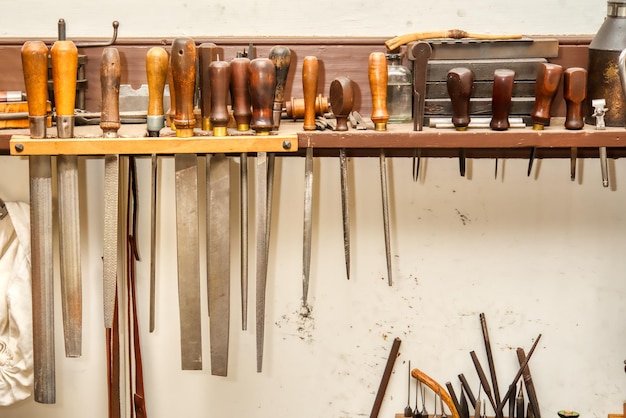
[
  {"left": 171, "top": 37, "right": 202, "bottom": 371},
  {"left": 563, "top": 67, "right": 586, "bottom": 182},
  {"left": 22, "top": 39, "right": 55, "bottom": 404},
  {"left": 490, "top": 69, "right": 515, "bottom": 179},
  {"left": 446, "top": 67, "right": 474, "bottom": 177}
]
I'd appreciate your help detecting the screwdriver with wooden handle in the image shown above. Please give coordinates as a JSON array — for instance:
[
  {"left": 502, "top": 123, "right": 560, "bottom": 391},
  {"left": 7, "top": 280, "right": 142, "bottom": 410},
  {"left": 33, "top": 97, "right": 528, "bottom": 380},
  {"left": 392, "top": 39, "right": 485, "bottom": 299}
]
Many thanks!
[
  {"left": 198, "top": 43, "right": 222, "bottom": 132},
  {"left": 563, "top": 67, "right": 587, "bottom": 181},
  {"left": 22, "top": 40, "right": 55, "bottom": 404},
  {"left": 171, "top": 37, "right": 202, "bottom": 371},
  {"left": 490, "top": 69, "right": 515, "bottom": 179},
  {"left": 369, "top": 51, "right": 393, "bottom": 286},
  {"left": 145, "top": 46, "right": 169, "bottom": 332},
  {"left": 446, "top": 67, "right": 474, "bottom": 177},
  {"left": 51, "top": 37, "right": 82, "bottom": 357}
]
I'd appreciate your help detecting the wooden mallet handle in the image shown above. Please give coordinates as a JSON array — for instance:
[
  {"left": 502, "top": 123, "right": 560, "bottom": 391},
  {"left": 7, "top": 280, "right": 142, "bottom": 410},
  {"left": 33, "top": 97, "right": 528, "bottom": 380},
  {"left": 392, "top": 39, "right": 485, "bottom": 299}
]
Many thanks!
[
  {"left": 146, "top": 46, "right": 168, "bottom": 136},
  {"left": 51, "top": 40, "right": 78, "bottom": 138},
  {"left": 248, "top": 58, "right": 276, "bottom": 135},
  {"left": 209, "top": 60, "right": 231, "bottom": 137},
  {"left": 170, "top": 38, "right": 197, "bottom": 137},
  {"left": 563, "top": 67, "right": 587, "bottom": 130},
  {"left": 100, "top": 47, "right": 121, "bottom": 138},
  {"left": 302, "top": 56, "right": 319, "bottom": 131},
  {"left": 21, "top": 40, "right": 49, "bottom": 138},
  {"left": 368, "top": 52, "right": 389, "bottom": 131}
]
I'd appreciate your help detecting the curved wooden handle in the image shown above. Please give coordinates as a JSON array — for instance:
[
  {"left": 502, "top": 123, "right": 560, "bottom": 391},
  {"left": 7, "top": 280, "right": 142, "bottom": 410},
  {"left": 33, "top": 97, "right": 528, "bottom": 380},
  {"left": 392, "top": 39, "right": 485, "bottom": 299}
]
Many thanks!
[
  {"left": 146, "top": 47, "right": 169, "bottom": 117},
  {"left": 490, "top": 69, "right": 515, "bottom": 131},
  {"left": 170, "top": 37, "right": 197, "bottom": 137},
  {"left": 100, "top": 47, "right": 121, "bottom": 136},
  {"left": 563, "top": 67, "right": 587, "bottom": 130},
  {"left": 248, "top": 58, "right": 276, "bottom": 135},
  {"left": 531, "top": 62, "right": 563, "bottom": 129},
  {"left": 329, "top": 76, "right": 354, "bottom": 131},
  {"left": 209, "top": 60, "right": 231, "bottom": 136},
  {"left": 21, "top": 41, "right": 49, "bottom": 118},
  {"left": 368, "top": 52, "right": 389, "bottom": 131},
  {"left": 230, "top": 57, "right": 252, "bottom": 131},
  {"left": 385, "top": 29, "right": 522, "bottom": 51},
  {"left": 446, "top": 67, "right": 474, "bottom": 131},
  {"left": 51, "top": 40, "right": 78, "bottom": 117},
  {"left": 411, "top": 368, "right": 460, "bottom": 418},
  {"left": 302, "top": 56, "right": 319, "bottom": 131},
  {"left": 269, "top": 46, "right": 292, "bottom": 103}
]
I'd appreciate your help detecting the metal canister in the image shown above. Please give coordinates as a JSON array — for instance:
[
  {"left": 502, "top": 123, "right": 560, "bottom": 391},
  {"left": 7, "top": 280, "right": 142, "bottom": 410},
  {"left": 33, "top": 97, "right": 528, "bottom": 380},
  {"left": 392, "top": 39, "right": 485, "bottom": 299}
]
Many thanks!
[{"left": 587, "top": 1, "right": 626, "bottom": 126}]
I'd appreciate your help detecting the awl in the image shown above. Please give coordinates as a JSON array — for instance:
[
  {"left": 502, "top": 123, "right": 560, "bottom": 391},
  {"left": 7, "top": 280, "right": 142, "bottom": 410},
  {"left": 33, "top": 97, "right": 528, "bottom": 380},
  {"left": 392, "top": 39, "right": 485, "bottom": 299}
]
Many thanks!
[{"left": 563, "top": 67, "right": 587, "bottom": 182}]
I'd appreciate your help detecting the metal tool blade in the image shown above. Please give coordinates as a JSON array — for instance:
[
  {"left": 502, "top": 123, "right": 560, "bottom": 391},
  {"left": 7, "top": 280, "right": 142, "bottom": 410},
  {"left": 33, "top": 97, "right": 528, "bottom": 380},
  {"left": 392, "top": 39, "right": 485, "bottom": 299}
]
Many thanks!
[
  {"left": 339, "top": 148, "right": 350, "bottom": 280},
  {"left": 240, "top": 152, "right": 248, "bottom": 331},
  {"left": 256, "top": 152, "right": 268, "bottom": 372},
  {"left": 208, "top": 154, "right": 230, "bottom": 376},
  {"left": 302, "top": 147, "right": 314, "bottom": 305},
  {"left": 380, "top": 149, "right": 393, "bottom": 286},
  {"left": 174, "top": 153, "right": 202, "bottom": 370},
  {"left": 103, "top": 154, "right": 120, "bottom": 329},
  {"left": 149, "top": 154, "right": 158, "bottom": 332}
]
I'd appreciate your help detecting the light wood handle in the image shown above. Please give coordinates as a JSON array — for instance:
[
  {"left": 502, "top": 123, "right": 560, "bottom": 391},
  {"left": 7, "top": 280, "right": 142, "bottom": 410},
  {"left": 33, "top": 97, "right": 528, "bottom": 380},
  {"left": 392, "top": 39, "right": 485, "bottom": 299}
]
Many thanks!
[
  {"left": 412, "top": 368, "right": 461, "bottom": 418},
  {"left": 209, "top": 60, "right": 231, "bottom": 136},
  {"left": 563, "top": 67, "right": 587, "bottom": 130},
  {"left": 21, "top": 41, "right": 49, "bottom": 117},
  {"left": 368, "top": 52, "right": 389, "bottom": 131},
  {"left": 302, "top": 56, "right": 319, "bottom": 131},
  {"left": 170, "top": 38, "right": 197, "bottom": 137},
  {"left": 100, "top": 47, "right": 121, "bottom": 136},
  {"left": 51, "top": 40, "right": 78, "bottom": 117},
  {"left": 146, "top": 47, "right": 168, "bottom": 117}
]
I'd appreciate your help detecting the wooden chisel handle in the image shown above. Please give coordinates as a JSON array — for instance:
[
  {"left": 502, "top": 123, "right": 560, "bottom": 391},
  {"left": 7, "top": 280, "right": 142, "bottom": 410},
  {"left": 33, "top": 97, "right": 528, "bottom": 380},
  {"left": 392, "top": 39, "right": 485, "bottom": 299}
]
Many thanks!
[
  {"left": 329, "top": 76, "right": 354, "bottom": 131},
  {"left": 411, "top": 368, "right": 461, "bottom": 418},
  {"left": 563, "top": 67, "right": 587, "bottom": 130},
  {"left": 269, "top": 46, "right": 292, "bottom": 130},
  {"left": 447, "top": 67, "right": 474, "bottom": 131},
  {"left": 198, "top": 43, "right": 223, "bottom": 131},
  {"left": 531, "top": 63, "right": 563, "bottom": 130},
  {"left": 302, "top": 56, "right": 319, "bottom": 131},
  {"left": 51, "top": 40, "right": 78, "bottom": 138},
  {"left": 230, "top": 57, "right": 252, "bottom": 131},
  {"left": 171, "top": 38, "right": 197, "bottom": 137},
  {"left": 146, "top": 46, "right": 168, "bottom": 137},
  {"left": 249, "top": 58, "right": 276, "bottom": 135},
  {"left": 100, "top": 47, "right": 121, "bottom": 138},
  {"left": 490, "top": 69, "right": 515, "bottom": 131},
  {"left": 368, "top": 52, "right": 389, "bottom": 131},
  {"left": 21, "top": 40, "right": 49, "bottom": 138},
  {"left": 209, "top": 60, "right": 231, "bottom": 137}
]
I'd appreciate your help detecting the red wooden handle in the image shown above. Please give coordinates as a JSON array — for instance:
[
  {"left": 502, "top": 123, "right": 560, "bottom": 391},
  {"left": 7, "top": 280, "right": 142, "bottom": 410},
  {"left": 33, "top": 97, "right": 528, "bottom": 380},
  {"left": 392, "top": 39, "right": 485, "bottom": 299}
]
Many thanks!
[
  {"left": 230, "top": 57, "right": 252, "bottom": 131},
  {"left": 209, "top": 60, "right": 231, "bottom": 136},
  {"left": 490, "top": 69, "right": 515, "bottom": 131},
  {"left": 249, "top": 58, "right": 276, "bottom": 135},
  {"left": 531, "top": 62, "right": 563, "bottom": 129},
  {"left": 563, "top": 67, "right": 587, "bottom": 130},
  {"left": 447, "top": 67, "right": 474, "bottom": 131},
  {"left": 170, "top": 38, "right": 197, "bottom": 137}
]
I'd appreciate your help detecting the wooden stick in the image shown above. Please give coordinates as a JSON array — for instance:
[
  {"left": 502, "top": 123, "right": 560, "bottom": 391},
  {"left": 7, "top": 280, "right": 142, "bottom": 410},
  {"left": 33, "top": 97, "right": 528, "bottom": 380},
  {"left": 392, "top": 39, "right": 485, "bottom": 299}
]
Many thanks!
[
  {"left": 385, "top": 29, "right": 523, "bottom": 51},
  {"left": 370, "top": 337, "right": 401, "bottom": 418}
]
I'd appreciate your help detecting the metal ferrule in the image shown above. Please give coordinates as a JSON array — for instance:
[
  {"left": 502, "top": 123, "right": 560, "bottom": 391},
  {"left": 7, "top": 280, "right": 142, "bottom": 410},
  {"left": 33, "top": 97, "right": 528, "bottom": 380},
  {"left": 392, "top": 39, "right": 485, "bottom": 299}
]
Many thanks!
[
  {"left": 146, "top": 115, "right": 164, "bottom": 135},
  {"left": 255, "top": 130, "right": 271, "bottom": 136},
  {"left": 28, "top": 115, "right": 47, "bottom": 139},
  {"left": 608, "top": 1, "right": 626, "bottom": 17},
  {"left": 532, "top": 123, "right": 545, "bottom": 131},
  {"left": 455, "top": 126, "right": 468, "bottom": 132},
  {"left": 272, "top": 102, "right": 283, "bottom": 130},
  {"left": 237, "top": 123, "right": 250, "bottom": 131},
  {"left": 56, "top": 115, "right": 75, "bottom": 139},
  {"left": 175, "top": 128, "right": 194, "bottom": 137},
  {"left": 202, "top": 116, "right": 212, "bottom": 132},
  {"left": 374, "top": 122, "right": 387, "bottom": 131},
  {"left": 212, "top": 126, "right": 227, "bottom": 137}
]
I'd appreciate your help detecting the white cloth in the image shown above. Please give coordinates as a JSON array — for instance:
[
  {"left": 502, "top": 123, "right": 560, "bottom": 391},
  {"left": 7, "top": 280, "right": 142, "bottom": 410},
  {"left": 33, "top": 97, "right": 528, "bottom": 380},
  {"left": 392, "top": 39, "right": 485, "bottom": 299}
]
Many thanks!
[{"left": 0, "top": 201, "right": 32, "bottom": 406}]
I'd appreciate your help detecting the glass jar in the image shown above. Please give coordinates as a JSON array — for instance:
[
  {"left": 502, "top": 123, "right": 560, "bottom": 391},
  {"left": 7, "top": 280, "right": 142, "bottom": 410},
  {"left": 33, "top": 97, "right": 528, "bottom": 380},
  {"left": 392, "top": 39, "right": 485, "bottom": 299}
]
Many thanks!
[{"left": 386, "top": 53, "right": 413, "bottom": 123}]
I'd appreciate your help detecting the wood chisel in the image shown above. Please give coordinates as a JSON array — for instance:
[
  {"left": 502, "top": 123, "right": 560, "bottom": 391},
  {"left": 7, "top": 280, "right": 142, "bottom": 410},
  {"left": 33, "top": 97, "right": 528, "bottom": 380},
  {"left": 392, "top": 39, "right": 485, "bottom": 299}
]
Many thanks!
[
  {"left": 563, "top": 67, "right": 587, "bottom": 182},
  {"left": 145, "top": 46, "right": 169, "bottom": 332},
  {"left": 101, "top": 47, "right": 122, "bottom": 330},
  {"left": 207, "top": 59, "right": 231, "bottom": 377},
  {"left": 22, "top": 40, "right": 55, "bottom": 404},
  {"left": 446, "top": 67, "right": 474, "bottom": 177},
  {"left": 171, "top": 37, "right": 202, "bottom": 370},
  {"left": 490, "top": 69, "right": 516, "bottom": 179},
  {"left": 51, "top": 36, "right": 82, "bottom": 358},
  {"left": 368, "top": 51, "right": 393, "bottom": 286},
  {"left": 302, "top": 55, "right": 318, "bottom": 304},
  {"left": 249, "top": 57, "right": 276, "bottom": 372},
  {"left": 329, "top": 76, "right": 354, "bottom": 280}
]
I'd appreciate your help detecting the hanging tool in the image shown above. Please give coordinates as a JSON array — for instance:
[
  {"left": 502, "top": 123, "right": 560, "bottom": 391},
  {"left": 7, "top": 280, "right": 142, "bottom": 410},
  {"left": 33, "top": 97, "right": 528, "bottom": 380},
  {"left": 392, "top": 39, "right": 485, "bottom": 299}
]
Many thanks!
[
  {"left": 490, "top": 69, "right": 516, "bottom": 179},
  {"left": 51, "top": 34, "right": 82, "bottom": 358},
  {"left": 302, "top": 55, "right": 318, "bottom": 306},
  {"left": 411, "top": 368, "right": 461, "bottom": 418},
  {"left": 329, "top": 76, "right": 354, "bottom": 280},
  {"left": 404, "top": 361, "right": 414, "bottom": 416},
  {"left": 407, "top": 41, "right": 432, "bottom": 181},
  {"left": 516, "top": 348, "right": 541, "bottom": 418},
  {"left": 385, "top": 29, "right": 522, "bottom": 51},
  {"left": 590, "top": 99, "right": 610, "bottom": 187},
  {"left": 458, "top": 373, "right": 477, "bottom": 410},
  {"left": 207, "top": 59, "right": 231, "bottom": 377},
  {"left": 479, "top": 313, "right": 502, "bottom": 417},
  {"left": 469, "top": 350, "right": 498, "bottom": 416},
  {"left": 145, "top": 46, "right": 168, "bottom": 332},
  {"left": 563, "top": 67, "right": 587, "bottom": 182},
  {"left": 230, "top": 56, "right": 252, "bottom": 330},
  {"left": 446, "top": 67, "right": 474, "bottom": 177},
  {"left": 368, "top": 51, "right": 393, "bottom": 285},
  {"left": 527, "top": 63, "right": 563, "bottom": 177},
  {"left": 446, "top": 381, "right": 464, "bottom": 418},
  {"left": 101, "top": 47, "right": 122, "bottom": 333},
  {"left": 22, "top": 40, "right": 55, "bottom": 404},
  {"left": 249, "top": 57, "right": 276, "bottom": 372},
  {"left": 370, "top": 337, "right": 401, "bottom": 418},
  {"left": 171, "top": 37, "right": 202, "bottom": 371}
]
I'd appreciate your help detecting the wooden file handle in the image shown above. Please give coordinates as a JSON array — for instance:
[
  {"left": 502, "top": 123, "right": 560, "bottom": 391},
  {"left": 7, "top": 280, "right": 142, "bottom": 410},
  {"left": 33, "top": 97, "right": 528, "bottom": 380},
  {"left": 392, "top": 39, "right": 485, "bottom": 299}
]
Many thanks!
[
  {"left": 531, "top": 62, "right": 563, "bottom": 130},
  {"left": 269, "top": 45, "right": 292, "bottom": 130},
  {"left": 21, "top": 41, "right": 49, "bottom": 119},
  {"left": 100, "top": 47, "right": 121, "bottom": 137},
  {"left": 563, "top": 67, "right": 587, "bottom": 130},
  {"left": 198, "top": 43, "right": 222, "bottom": 131},
  {"left": 248, "top": 58, "right": 276, "bottom": 135},
  {"left": 146, "top": 47, "right": 168, "bottom": 118},
  {"left": 170, "top": 37, "right": 197, "bottom": 137},
  {"left": 368, "top": 52, "right": 389, "bottom": 131},
  {"left": 51, "top": 40, "right": 78, "bottom": 118},
  {"left": 230, "top": 57, "right": 252, "bottom": 131},
  {"left": 209, "top": 60, "right": 231, "bottom": 137},
  {"left": 302, "top": 55, "right": 319, "bottom": 131},
  {"left": 490, "top": 69, "right": 516, "bottom": 131},
  {"left": 447, "top": 67, "right": 474, "bottom": 131},
  {"left": 329, "top": 76, "right": 354, "bottom": 131}
]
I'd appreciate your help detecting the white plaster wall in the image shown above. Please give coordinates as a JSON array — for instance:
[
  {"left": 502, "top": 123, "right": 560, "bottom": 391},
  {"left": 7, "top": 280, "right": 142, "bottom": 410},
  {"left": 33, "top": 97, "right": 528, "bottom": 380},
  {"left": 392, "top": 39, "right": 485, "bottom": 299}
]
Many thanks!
[{"left": 2, "top": 1, "right": 626, "bottom": 418}]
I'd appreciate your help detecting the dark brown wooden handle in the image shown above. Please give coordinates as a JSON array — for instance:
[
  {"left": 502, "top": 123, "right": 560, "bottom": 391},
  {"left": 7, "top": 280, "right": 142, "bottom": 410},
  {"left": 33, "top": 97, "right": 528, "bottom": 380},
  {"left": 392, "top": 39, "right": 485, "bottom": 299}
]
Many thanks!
[
  {"left": 21, "top": 41, "right": 49, "bottom": 118},
  {"left": 269, "top": 46, "right": 292, "bottom": 103},
  {"left": 51, "top": 40, "right": 78, "bottom": 117},
  {"left": 248, "top": 58, "right": 276, "bottom": 135},
  {"left": 329, "top": 76, "right": 354, "bottom": 131},
  {"left": 146, "top": 47, "right": 168, "bottom": 117},
  {"left": 302, "top": 55, "right": 319, "bottom": 131},
  {"left": 368, "top": 52, "right": 389, "bottom": 131},
  {"left": 198, "top": 42, "right": 223, "bottom": 130},
  {"left": 209, "top": 60, "right": 231, "bottom": 136},
  {"left": 100, "top": 47, "right": 121, "bottom": 136},
  {"left": 531, "top": 62, "right": 563, "bottom": 129},
  {"left": 563, "top": 67, "right": 587, "bottom": 130},
  {"left": 447, "top": 67, "right": 474, "bottom": 131},
  {"left": 490, "top": 69, "right": 515, "bottom": 131},
  {"left": 170, "top": 37, "right": 197, "bottom": 137},
  {"left": 230, "top": 57, "right": 252, "bottom": 131}
]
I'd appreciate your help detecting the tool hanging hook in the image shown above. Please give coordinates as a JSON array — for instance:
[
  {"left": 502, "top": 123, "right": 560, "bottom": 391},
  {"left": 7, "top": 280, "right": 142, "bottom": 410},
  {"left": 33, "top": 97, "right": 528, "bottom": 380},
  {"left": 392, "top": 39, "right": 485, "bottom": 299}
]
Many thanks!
[{"left": 56, "top": 18, "right": 119, "bottom": 47}]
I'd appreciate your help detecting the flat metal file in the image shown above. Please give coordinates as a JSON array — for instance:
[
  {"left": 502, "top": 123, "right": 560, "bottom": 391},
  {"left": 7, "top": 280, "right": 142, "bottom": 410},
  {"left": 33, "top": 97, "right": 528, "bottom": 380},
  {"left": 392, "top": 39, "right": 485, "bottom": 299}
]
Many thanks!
[
  {"left": 22, "top": 40, "right": 55, "bottom": 404},
  {"left": 407, "top": 41, "right": 432, "bottom": 181}
]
